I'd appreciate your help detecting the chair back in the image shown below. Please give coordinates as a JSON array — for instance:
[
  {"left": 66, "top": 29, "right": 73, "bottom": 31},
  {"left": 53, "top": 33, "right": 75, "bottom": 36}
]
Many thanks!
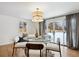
[{"left": 26, "top": 43, "right": 44, "bottom": 50}]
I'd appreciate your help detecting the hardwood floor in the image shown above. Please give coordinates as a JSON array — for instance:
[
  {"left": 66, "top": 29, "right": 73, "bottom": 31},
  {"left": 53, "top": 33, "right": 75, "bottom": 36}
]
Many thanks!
[
  {"left": 54, "top": 46, "right": 79, "bottom": 57},
  {"left": 0, "top": 43, "right": 79, "bottom": 57},
  {"left": 0, "top": 43, "right": 13, "bottom": 57}
]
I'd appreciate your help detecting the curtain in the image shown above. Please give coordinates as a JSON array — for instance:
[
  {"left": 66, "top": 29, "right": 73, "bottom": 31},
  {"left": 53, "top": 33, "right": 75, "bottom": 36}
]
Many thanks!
[
  {"left": 66, "top": 13, "right": 79, "bottom": 49},
  {"left": 39, "top": 22, "right": 42, "bottom": 36},
  {"left": 38, "top": 20, "right": 46, "bottom": 36},
  {"left": 43, "top": 20, "right": 46, "bottom": 35}
]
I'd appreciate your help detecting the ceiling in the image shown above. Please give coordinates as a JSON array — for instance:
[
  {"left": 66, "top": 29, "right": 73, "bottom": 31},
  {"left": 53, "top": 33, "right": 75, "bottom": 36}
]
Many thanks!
[{"left": 0, "top": 2, "right": 79, "bottom": 20}]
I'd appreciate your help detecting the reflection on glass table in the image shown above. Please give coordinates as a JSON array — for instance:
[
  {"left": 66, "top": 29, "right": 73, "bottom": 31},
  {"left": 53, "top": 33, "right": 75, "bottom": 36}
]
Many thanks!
[{"left": 26, "top": 37, "right": 51, "bottom": 44}]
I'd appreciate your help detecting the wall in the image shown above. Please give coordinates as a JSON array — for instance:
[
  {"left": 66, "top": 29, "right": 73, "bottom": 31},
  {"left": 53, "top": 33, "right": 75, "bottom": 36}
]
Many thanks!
[
  {"left": 0, "top": 14, "right": 39, "bottom": 56},
  {"left": 0, "top": 15, "right": 38, "bottom": 45},
  {"left": 0, "top": 15, "right": 20, "bottom": 45}
]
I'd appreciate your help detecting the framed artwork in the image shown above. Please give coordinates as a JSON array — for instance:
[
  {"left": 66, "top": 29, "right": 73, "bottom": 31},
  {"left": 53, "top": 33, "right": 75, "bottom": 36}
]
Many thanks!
[
  {"left": 48, "top": 22, "right": 63, "bottom": 32},
  {"left": 55, "top": 22, "right": 63, "bottom": 30},
  {"left": 48, "top": 22, "right": 54, "bottom": 32},
  {"left": 19, "top": 21, "right": 27, "bottom": 36}
]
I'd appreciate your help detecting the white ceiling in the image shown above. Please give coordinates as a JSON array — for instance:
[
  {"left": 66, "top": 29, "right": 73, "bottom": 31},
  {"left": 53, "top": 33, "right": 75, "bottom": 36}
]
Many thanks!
[{"left": 0, "top": 2, "right": 79, "bottom": 20}]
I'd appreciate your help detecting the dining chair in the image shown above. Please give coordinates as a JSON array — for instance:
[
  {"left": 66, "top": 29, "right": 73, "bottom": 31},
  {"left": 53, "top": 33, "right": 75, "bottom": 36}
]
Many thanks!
[
  {"left": 25, "top": 42, "right": 44, "bottom": 57},
  {"left": 12, "top": 36, "right": 28, "bottom": 56},
  {"left": 46, "top": 38, "right": 61, "bottom": 57}
]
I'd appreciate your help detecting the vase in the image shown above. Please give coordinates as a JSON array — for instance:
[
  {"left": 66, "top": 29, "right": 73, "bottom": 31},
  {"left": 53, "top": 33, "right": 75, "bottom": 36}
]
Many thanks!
[{"left": 35, "top": 30, "right": 38, "bottom": 38}]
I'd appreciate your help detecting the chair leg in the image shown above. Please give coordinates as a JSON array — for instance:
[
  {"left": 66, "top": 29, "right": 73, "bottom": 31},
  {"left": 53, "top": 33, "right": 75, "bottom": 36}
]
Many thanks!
[
  {"left": 60, "top": 51, "right": 62, "bottom": 57},
  {"left": 27, "top": 49, "right": 29, "bottom": 57},
  {"left": 25, "top": 48, "right": 27, "bottom": 56},
  {"left": 40, "top": 50, "right": 42, "bottom": 57},
  {"left": 40, "top": 50, "right": 41, "bottom": 57},
  {"left": 12, "top": 48, "right": 17, "bottom": 56},
  {"left": 46, "top": 49, "right": 47, "bottom": 57},
  {"left": 25, "top": 48, "right": 29, "bottom": 57},
  {"left": 12, "top": 47, "right": 15, "bottom": 56}
]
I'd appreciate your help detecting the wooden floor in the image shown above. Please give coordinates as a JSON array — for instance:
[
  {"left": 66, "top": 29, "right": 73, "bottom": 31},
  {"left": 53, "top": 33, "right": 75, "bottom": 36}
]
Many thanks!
[
  {"left": 0, "top": 44, "right": 79, "bottom": 57},
  {"left": 13, "top": 46, "right": 79, "bottom": 57},
  {"left": 55, "top": 46, "right": 79, "bottom": 57}
]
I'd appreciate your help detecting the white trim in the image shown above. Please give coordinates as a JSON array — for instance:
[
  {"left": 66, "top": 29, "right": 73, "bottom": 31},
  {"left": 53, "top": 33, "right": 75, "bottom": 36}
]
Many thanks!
[{"left": 0, "top": 41, "right": 13, "bottom": 46}]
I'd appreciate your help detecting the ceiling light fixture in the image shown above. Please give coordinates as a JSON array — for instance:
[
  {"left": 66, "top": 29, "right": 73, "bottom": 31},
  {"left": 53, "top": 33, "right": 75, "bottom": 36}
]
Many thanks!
[{"left": 32, "top": 8, "right": 43, "bottom": 22}]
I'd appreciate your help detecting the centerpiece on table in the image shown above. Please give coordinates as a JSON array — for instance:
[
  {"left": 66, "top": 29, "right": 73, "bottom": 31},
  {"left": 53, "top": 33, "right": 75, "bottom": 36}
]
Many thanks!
[{"left": 35, "top": 29, "right": 38, "bottom": 38}]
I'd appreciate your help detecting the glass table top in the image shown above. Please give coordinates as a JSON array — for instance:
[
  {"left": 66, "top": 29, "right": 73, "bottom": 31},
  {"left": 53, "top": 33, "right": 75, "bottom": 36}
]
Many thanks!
[{"left": 26, "top": 37, "right": 51, "bottom": 44}]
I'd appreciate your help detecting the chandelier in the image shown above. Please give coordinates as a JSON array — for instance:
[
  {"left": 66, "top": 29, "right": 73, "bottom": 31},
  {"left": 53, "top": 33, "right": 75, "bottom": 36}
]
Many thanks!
[{"left": 32, "top": 8, "right": 43, "bottom": 22}]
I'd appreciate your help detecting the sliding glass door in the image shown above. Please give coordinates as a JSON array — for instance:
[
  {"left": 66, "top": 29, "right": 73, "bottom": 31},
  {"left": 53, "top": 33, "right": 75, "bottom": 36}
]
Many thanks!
[
  {"left": 45, "top": 16, "right": 67, "bottom": 46},
  {"left": 54, "top": 31, "right": 67, "bottom": 45}
]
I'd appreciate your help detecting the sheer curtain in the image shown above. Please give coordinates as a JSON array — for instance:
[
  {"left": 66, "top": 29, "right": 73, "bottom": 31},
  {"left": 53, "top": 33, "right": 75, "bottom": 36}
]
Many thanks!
[{"left": 66, "top": 13, "right": 79, "bottom": 49}]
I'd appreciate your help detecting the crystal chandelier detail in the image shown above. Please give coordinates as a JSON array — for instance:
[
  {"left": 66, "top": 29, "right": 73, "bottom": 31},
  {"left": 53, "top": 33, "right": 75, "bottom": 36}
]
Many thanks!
[{"left": 32, "top": 8, "right": 43, "bottom": 22}]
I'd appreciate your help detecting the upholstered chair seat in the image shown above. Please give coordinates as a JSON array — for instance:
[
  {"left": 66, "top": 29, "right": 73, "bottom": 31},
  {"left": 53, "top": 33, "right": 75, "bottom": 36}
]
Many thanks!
[
  {"left": 46, "top": 43, "right": 59, "bottom": 52},
  {"left": 46, "top": 38, "right": 61, "bottom": 57},
  {"left": 15, "top": 42, "right": 27, "bottom": 47}
]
